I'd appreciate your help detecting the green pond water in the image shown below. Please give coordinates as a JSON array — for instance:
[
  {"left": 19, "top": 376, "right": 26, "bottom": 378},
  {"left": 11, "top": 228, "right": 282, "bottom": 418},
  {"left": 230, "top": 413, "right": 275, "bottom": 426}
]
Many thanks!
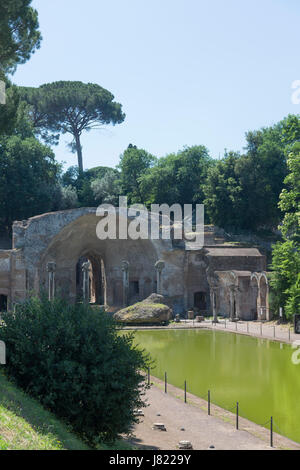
[{"left": 130, "top": 329, "right": 300, "bottom": 443}]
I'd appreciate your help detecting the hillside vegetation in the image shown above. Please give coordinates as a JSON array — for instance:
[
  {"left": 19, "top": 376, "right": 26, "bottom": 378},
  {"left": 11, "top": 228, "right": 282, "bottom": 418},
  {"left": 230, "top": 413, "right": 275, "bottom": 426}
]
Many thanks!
[{"left": 0, "top": 371, "right": 90, "bottom": 450}]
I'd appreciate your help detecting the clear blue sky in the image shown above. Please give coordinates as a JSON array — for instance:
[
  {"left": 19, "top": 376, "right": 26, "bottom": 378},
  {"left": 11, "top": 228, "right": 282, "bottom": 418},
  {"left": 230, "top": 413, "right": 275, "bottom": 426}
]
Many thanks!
[{"left": 12, "top": 0, "right": 300, "bottom": 170}]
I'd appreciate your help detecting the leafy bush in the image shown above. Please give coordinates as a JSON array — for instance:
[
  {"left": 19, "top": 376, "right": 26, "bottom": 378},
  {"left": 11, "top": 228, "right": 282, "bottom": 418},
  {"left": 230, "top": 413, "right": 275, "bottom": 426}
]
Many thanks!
[{"left": 0, "top": 296, "right": 149, "bottom": 444}]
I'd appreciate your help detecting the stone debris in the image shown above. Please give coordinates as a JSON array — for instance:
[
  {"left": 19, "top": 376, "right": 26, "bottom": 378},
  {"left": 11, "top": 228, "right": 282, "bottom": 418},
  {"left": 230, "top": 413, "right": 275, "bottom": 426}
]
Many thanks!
[
  {"left": 152, "top": 423, "right": 167, "bottom": 431},
  {"left": 178, "top": 440, "right": 193, "bottom": 450}
]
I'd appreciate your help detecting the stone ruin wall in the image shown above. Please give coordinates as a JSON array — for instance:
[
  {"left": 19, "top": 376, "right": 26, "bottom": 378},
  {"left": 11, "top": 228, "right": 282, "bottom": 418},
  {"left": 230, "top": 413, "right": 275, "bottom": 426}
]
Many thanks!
[{"left": 0, "top": 209, "right": 269, "bottom": 318}]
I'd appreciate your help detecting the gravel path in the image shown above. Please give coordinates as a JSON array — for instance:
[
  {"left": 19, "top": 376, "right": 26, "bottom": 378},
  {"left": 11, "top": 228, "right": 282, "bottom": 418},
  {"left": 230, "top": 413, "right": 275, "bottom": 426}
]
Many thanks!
[{"left": 125, "top": 378, "right": 300, "bottom": 451}]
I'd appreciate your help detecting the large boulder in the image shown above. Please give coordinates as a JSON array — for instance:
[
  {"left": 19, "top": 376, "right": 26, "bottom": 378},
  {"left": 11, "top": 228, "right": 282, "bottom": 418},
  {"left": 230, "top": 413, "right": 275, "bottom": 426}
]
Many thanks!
[
  {"left": 142, "top": 293, "right": 167, "bottom": 305},
  {"left": 114, "top": 294, "right": 172, "bottom": 325}
]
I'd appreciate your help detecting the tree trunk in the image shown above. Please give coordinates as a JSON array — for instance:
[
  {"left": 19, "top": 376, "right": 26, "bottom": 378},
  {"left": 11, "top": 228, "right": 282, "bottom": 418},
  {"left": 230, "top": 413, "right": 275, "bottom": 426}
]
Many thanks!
[{"left": 74, "top": 133, "right": 83, "bottom": 173}]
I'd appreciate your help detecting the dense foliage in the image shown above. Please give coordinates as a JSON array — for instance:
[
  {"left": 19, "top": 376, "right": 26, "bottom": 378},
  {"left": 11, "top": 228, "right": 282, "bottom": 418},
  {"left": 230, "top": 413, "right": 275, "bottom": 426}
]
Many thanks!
[
  {"left": 204, "top": 123, "right": 287, "bottom": 231},
  {"left": 0, "top": 0, "right": 41, "bottom": 74},
  {"left": 0, "top": 84, "right": 63, "bottom": 232},
  {"left": 139, "top": 145, "right": 213, "bottom": 208},
  {"left": 118, "top": 144, "right": 156, "bottom": 205},
  {"left": 61, "top": 165, "right": 121, "bottom": 207},
  {"left": 270, "top": 116, "right": 300, "bottom": 318},
  {"left": 0, "top": 297, "right": 149, "bottom": 443},
  {"left": 0, "top": 134, "right": 60, "bottom": 230}
]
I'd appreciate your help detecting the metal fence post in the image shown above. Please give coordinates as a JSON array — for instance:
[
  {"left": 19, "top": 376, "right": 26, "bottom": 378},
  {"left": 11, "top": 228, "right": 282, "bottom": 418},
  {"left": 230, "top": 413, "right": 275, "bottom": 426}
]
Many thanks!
[
  {"left": 273, "top": 326, "right": 276, "bottom": 338},
  {"left": 270, "top": 417, "right": 273, "bottom": 448},
  {"left": 247, "top": 322, "right": 249, "bottom": 333},
  {"left": 208, "top": 390, "right": 211, "bottom": 415},
  {"left": 260, "top": 322, "right": 262, "bottom": 336},
  {"left": 236, "top": 402, "right": 239, "bottom": 430},
  {"left": 184, "top": 380, "right": 187, "bottom": 403},
  {"left": 289, "top": 328, "right": 291, "bottom": 342},
  {"left": 165, "top": 372, "right": 167, "bottom": 393},
  {"left": 148, "top": 367, "right": 150, "bottom": 386}
]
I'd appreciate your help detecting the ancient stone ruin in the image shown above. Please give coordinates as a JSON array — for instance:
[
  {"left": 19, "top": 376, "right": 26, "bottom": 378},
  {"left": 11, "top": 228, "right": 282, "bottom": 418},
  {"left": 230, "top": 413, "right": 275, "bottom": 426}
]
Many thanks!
[{"left": 0, "top": 208, "right": 270, "bottom": 319}]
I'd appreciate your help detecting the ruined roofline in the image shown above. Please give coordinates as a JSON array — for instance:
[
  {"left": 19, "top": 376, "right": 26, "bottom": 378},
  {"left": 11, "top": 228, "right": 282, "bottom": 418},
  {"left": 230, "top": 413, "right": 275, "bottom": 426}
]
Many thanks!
[
  {"left": 13, "top": 207, "right": 98, "bottom": 226},
  {"left": 13, "top": 207, "right": 219, "bottom": 230}
]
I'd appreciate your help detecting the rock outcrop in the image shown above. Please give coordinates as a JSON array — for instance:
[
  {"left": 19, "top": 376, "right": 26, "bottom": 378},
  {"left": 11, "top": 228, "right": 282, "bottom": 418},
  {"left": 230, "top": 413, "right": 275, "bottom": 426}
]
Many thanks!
[{"left": 114, "top": 294, "right": 172, "bottom": 325}]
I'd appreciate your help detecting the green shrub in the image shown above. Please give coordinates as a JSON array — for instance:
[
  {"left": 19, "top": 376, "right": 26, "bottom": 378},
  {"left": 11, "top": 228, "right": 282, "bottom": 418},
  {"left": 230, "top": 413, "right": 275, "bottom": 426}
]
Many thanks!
[{"left": 0, "top": 296, "right": 149, "bottom": 444}]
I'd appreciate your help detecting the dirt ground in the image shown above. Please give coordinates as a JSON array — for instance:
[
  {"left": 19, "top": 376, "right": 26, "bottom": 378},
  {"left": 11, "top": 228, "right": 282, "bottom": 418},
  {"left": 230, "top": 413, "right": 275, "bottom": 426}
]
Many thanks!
[{"left": 125, "top": 378, "right": 300, "bottom": 451}]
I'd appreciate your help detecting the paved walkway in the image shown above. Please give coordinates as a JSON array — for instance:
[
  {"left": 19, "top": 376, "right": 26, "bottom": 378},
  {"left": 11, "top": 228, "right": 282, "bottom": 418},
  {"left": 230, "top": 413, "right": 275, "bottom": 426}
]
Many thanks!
[
  {"left": 125, "top": 378, "right": 300, "bottom": 451},
  {"left": 125, "top": 319, "right": 299, "bottom": 345},
  {"left": 192, "top": 319, "right": 297, "bottom": 344}
]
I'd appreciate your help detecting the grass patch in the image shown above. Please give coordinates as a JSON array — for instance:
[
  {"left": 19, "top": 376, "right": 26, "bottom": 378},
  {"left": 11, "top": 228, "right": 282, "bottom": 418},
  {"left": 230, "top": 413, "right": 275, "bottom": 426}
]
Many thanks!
[
  {"left": 0, "top": 371, "right": 90, "bottom": 450},
  {"left": 0, "top": 371, "right": 134, "bottom": 450}
]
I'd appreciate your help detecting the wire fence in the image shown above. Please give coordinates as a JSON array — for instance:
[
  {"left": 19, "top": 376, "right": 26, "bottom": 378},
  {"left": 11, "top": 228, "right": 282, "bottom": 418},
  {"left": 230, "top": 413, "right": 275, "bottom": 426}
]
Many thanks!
[
  {"left": 208, "top": 318, "right": 294, "bottom": 342},
  {"left": 146, "top": 367, "right": 292, "bottom": 448}
]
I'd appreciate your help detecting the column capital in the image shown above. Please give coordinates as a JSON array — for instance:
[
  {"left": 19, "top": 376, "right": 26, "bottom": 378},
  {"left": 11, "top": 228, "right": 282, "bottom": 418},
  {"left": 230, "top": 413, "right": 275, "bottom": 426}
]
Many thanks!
[
  {"left": 155, "top": 260, "right": 165, "bottom": 272},
  {"left": 82, "top": 260, "right": 91, "bottom": 272},
  {"left": 121, "top": 260, "right": 129, "bottom": 272},
  {"left": 229, "top": 284, "right": 239, "bottom": 293},
  {"left": 46, "top": 261, "right": 56, "bottom": 273}
]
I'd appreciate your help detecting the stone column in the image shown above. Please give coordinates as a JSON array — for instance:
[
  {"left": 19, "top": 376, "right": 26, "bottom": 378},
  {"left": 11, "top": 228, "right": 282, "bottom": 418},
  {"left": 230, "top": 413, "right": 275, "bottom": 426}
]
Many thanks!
[
  {"left": 155, "top": 260, "right": 165, "bottom": 295},
  {"left": 266, "top": 283, "right": 270, "bottom": 321},
  {"left": 212, "top": 287, "right": 218, "bottom": 323},
  {"left": 121, "top": 260, "right": 129, "bottom": 307},
  {"left": 46, "top": 262, "right": 56, "bottom": 301},
  {"left": 82, "top": 261, "right": 91, "bottom": 303},
  {"left": 229, "top": 286, "right": 236, "bottom": 321}
]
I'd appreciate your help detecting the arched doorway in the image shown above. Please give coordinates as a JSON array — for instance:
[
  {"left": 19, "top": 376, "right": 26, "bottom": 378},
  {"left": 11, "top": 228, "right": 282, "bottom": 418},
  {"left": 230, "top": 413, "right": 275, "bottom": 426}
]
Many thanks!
[
  {"left": 0, "top": 294, "right": 7, "bottom": 312},
  {"left": 129, "top": 280, "right": 140, "bottom": 304},
  {"left": 76, "top": 254, "right": 105, "bottom": 304},
  {"left": 194, "top": 291, "right": 207, "bottom": 311}
]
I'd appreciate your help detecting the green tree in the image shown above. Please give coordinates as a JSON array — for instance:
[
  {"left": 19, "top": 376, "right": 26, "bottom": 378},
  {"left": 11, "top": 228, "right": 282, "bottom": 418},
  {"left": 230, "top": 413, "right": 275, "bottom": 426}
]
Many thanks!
[
  {"left": 270, "top": 116, "right": 300, "bottom": 318},
  {"left": 20, "top": 81, "right": 125, "bottom": 172},
  {"left": 54, "top": 185, "right": 79, "bottom": 210},
  {"left": 61, "top": 165, "right": 121, "bottom": 207},
  {"left": 91, "top": 170, "right": 121, "bottom": 205},
  {"left": 270, "top": 239, "right": 299, "bottom": 317},
  {"left": 203, "top": 123, "right": 287, "bottom": 232},
  {"left": 203, "top": 152, "right": 242, "bottom": 228},
  {"left": 0, "top": 81, "right": 33, "bottom": 136},
  {"left": 118, "top": 144, "right": 156, "bottom": 204},
  {"left": 0, "top": 0, "right": 41, "bottom": 74},
  {"left": 0, "top": 83, "right": 62, "bottom": 232},
  {"left": 139, "top": 145, "right": 213, "bottom": 207},
  {"left": 238, "top": 124, "right": 287, "bottom": 230},
  {"left": 0, "top": 135, "right": 60, "bottom": 231}
]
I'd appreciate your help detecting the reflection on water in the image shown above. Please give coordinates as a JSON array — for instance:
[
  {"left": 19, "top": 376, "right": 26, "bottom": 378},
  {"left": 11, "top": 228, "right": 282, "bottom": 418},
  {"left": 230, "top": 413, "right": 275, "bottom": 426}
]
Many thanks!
[{"left": 131, "top": 329, "right": 300, "bottom": 443}]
